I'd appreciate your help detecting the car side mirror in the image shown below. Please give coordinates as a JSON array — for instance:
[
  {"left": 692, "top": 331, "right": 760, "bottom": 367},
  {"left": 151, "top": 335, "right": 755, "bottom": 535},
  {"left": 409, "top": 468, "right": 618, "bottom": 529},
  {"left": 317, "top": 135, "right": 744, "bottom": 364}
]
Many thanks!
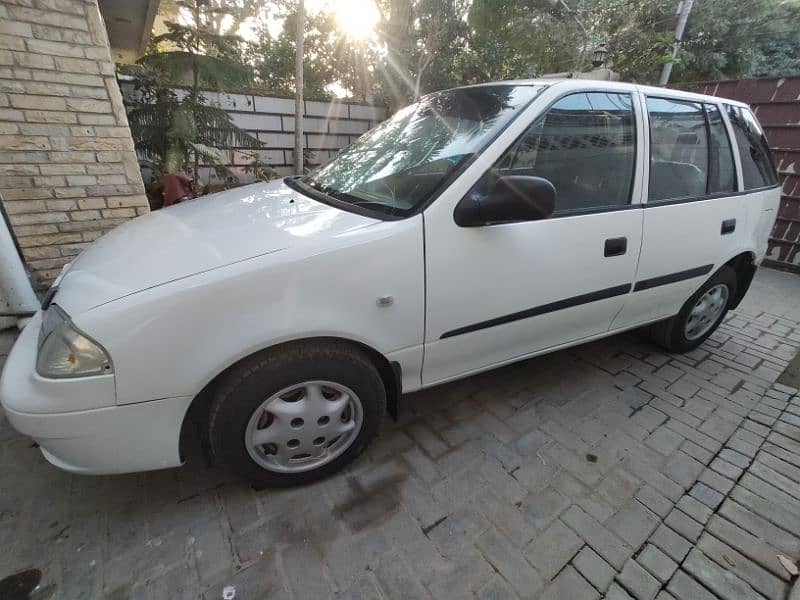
[{"left": 454, "top": 175, "right": 556, "bottom": 227}]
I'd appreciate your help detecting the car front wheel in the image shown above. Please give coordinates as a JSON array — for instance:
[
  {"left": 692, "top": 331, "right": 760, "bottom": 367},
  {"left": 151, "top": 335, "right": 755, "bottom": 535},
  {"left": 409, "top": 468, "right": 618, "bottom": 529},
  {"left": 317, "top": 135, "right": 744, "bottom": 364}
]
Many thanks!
[{"left": 208, "top": 341, "right": 386, "bottom": 487}]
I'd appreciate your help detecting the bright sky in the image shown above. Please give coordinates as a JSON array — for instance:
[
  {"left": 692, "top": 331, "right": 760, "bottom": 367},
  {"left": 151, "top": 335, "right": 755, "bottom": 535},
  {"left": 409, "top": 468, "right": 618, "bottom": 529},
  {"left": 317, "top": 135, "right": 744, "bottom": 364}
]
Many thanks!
[
  {"left": 244, "top": 0, "right": 381, "bottom": 97},
  {"left": 241, "top": 0, "right": 380, "bottom": 42}
]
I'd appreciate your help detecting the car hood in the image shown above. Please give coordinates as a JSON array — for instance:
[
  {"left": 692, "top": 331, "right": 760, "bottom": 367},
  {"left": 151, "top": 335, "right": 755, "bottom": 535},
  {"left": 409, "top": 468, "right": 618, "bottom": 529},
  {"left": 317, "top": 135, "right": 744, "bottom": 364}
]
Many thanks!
[{"left": 55, "top": 179, "right": 380, "bottom": 313}]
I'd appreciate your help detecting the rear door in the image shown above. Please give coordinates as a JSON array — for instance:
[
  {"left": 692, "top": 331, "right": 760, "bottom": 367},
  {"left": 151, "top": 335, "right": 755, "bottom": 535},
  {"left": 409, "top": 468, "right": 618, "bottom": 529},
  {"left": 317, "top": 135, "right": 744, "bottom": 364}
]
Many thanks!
[{"left": 612, "top": 94, "right": 745, "bottom": 329}]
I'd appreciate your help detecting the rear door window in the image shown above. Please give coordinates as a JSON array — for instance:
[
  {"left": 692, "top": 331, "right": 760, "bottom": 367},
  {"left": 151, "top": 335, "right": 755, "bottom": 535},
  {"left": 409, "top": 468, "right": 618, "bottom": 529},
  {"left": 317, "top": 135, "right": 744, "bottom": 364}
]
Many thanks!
[
  {"left": 726, "top": 105, "right": 778, "bottom": 190},
  {"left": 647, "top": 97, "right": 709, "bottom": 201}
]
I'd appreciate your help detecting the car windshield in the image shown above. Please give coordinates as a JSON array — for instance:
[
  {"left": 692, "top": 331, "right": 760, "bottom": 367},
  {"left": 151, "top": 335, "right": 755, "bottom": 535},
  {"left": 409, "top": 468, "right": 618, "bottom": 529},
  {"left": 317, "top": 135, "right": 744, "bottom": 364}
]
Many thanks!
[{"left": 300, "top": 85, "right": 544, "bottom": 217}]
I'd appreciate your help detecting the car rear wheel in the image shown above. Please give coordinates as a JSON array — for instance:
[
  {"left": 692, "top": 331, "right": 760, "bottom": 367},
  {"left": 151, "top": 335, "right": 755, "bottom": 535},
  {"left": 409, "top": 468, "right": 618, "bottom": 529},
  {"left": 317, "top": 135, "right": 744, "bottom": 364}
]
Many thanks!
[
  {"left": 208, "top": 341, "right": 385, "bottom": 487},
  {"left": 650, "top": 265, "right": 737, "bottom": 353}
]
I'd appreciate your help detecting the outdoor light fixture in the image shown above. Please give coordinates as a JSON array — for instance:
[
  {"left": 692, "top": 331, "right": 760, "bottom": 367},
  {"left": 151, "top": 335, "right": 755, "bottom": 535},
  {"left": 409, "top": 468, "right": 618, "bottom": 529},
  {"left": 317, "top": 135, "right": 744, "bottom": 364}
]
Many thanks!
[{"left": 592, "top": 43, "right": 608, "bottom": 68}]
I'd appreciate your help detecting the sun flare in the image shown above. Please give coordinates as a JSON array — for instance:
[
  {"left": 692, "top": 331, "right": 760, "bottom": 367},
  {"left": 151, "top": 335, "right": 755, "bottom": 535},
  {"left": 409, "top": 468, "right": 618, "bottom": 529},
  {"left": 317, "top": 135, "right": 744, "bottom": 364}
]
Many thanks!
[{"left": 333, "top": 0, "right": 380, "bottom": 41}]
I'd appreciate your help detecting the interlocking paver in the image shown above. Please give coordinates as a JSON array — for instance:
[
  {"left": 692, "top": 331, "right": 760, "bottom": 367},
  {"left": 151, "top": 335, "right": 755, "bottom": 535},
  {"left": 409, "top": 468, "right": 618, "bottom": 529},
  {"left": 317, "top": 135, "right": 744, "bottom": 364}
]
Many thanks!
[
  {"left": 561, "top": 506, "right": 632, "bottom": 570},
  {"left": 606, "top": 500, "right": 659, "bottom": 549},
  {"left": 2, "top": 269, "right": 800, "bottom": 598},
  {"left": 664, "top": 508, "right": 703, "bottom": 542},
  {"left": 573, "top": 545, "right": 615, "bottom": 592},
  {"left": 524, "top": 519, "right": 582, "bottom": 579},
  {"left": 697, "top": 533, "right": 786, "bottom": 600},
  {"left": 477, "top": 527, "right": 543, "bottom": 597},
  {"left": 539, "top": 565, "right": 598, "bottom": 600},
  {"left": 683, "top": 547, "right": 764, "bottom": 600},
  {"left": 637, "top": 544, "right": 677, "bottom": 583},
  {"left": 616, "top": 558, "right": 660, "bottom": 600},
  {"left": 667, "top": 570, "right": 718, "bottom": 600}
]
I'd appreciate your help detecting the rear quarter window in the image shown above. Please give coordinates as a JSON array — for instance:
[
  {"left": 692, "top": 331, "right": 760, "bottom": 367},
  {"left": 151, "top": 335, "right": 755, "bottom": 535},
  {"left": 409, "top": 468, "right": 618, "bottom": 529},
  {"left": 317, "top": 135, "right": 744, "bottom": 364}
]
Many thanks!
[{"left": 726, "top": 105, "right": 779, "bottom": 190}]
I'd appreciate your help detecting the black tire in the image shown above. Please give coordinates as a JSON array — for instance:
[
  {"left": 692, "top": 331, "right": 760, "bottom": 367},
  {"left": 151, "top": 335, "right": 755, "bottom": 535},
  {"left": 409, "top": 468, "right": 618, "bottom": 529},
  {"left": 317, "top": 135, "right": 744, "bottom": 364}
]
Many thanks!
[
  {"left": 208, "top": 340, "right": 386, "bottom": 487},
  {"left": 650, "top": 265, "right": 737, "bottom": 353}
]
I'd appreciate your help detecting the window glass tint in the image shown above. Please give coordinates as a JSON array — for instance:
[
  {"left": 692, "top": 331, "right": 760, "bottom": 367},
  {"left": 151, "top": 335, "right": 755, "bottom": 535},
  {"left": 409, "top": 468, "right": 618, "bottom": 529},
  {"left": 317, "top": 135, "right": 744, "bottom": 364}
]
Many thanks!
[
  {"left": 487, "top": 92, "right": 636, "bottom": 213},
  {"left": 726, "top": 105, "right": 778, "bottom": 189},
  {"left": 647, "top": 98, "right": 709, "bottom": 201},
  {"left": 705, "top": 104, "right": 735, "bottom": 194}
]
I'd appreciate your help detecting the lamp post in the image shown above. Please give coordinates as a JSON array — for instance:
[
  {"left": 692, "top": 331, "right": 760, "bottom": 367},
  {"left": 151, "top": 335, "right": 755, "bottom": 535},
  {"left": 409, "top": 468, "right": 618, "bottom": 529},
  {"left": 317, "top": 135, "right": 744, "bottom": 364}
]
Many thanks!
[{"left": 592, "top": 42, "right": 608, "bottom": 68}]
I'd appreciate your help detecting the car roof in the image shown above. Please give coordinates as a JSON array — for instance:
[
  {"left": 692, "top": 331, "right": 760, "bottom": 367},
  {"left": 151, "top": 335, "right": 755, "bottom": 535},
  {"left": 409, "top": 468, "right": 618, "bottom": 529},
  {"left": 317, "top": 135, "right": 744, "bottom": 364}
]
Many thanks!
[{"left": 458, "top": 78, "right": 750, "bottom": 109}]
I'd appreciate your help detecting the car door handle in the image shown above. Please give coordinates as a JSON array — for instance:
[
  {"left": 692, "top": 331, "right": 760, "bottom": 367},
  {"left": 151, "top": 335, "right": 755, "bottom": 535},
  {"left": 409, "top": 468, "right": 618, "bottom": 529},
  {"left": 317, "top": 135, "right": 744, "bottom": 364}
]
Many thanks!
[
  {"left": 604, "top": 237, "right": 627, "bottom": 257},
  {"left": 721, "top": 219, "right": 736, "bottom": 235}
]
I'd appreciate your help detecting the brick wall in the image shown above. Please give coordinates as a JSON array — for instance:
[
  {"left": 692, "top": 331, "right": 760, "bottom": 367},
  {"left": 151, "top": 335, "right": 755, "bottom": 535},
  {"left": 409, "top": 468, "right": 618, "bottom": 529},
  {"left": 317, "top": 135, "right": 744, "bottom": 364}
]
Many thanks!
[
  {"left": 0, "top": 0, "right": 149, "bottom": 288},
  {"left": 121, "top": 84, "right": 388, "bottom": 183}
]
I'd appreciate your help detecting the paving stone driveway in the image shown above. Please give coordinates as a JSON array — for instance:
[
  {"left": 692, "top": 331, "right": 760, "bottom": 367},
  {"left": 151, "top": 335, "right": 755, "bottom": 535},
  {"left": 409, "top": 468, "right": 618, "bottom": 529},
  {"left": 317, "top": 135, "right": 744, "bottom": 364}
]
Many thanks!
[{"left": 2, "top": 268, "right": 800, "bottom": 600}]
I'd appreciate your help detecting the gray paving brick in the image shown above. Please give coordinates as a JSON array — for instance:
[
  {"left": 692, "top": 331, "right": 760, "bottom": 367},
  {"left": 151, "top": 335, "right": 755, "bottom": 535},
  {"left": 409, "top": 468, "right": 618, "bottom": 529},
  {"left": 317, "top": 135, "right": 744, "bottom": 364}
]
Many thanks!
[
  {"left": 645, "top": 426, "right": 685, "bottom": 456},
  {"left": 757, "top": 450, "right": 800, "bottom": 486},
  {"left": 519, "top": 486, "right": 569, "bottom": 530},
  {"left": 524, "top": 519, "right": 582, "bottom": 579},
  {"left": 681, "top": 440, "right": 715, "bottom": 464},
  {"left": 662, "top": 452, "right": 705, "bottom": 489},
  {"left": 631, "top": 406, "right": 669, "bottom": 433},
  {"left": 667, "top": 569, "right": 718, "bottom": 600},
  {"left": 561, "top": 506, "right": 632, "bottom": 570},
  {"left": 616, "top": 558, "right": 660, "bottom": 600},
  {"left": 407, "top": 423, "right": 449, "bottom": 458},
  {"left": 697, "top": 533, "right": 787, "bottom": 600},
  {"left": 655, "top": 591, "right": 677, "bottom": 600},
  {"left": 637, "top": 544, "right": 677, "bottom": 583},
  {"left": 699, "top": 468, "right": 736, "bottom": 495},
  {"left": 650, "top": 524, "right": 692, "bottom": 563},
  {"left": 375, "top": 552, "right": 431, "bottom": 600},
  {"left": 655, "top": 364, "right": 684, "bottom": 384},
  {"left": 664, "top": 508, "right": 703, "bottom": 542},
  {"left": 709, "top": 456, "right": 743, "bottom": 480},
  {"left": 706, "top": 515, "right": 791, "bottom": 580},
  {"left": 676, "top": 495, "right": 713, "bottom": 524},
  {"left": 730, "top": 485, "right": 800, "bottom": 537},
  {"left": 425, "top": 504, "right": 490, "bottom": 554},
  {"left": 635, "top": 485, "right": 673, "bottom": 519},
  {"left": 572, "top": 545, "right": 615, "bottom": 592},
  {"left": 606, "top": 582, "right": 636, "bottom": 600},
  {"left": 699, "top": 413, "right": 741, "bottom": 442},
  {"left": 606, "top": 500, "right": 659, "bottom": 549},
  {"left": 539, "top": 565, "right": 599, "bottom": 600},
  {"left": 425, "top": 546, "right": 495, "bottom": 599},
  {"left": 477, "top": 527, "right": 543, "bottom": 597},
  {"left": 477, "top": 490, "right": 538, "bottom": 549},
  {"left": 689, "top": 482, "right": 725, "bottom": 510},
  {"left": 476, "top": 575, "right": 518, "bottom": 600},
  {"left": 623, "top": 456, "right": 684, "bottom": 502},
  {"left": 598, "top": 468, "right": 641, "bottom": 509},
  {"left": 683, "top": 547, "right": 763, "bottom": 600},
  {"left": 719, "top": 499, "right": 800, "bottom": 558}
]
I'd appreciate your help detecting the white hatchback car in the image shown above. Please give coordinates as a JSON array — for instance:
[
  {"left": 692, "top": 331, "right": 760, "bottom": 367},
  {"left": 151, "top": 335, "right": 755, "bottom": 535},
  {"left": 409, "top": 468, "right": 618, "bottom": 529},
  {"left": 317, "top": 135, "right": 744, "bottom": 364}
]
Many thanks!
[{"left": 1, "top": 80, "right": 780, "bottom": 486}]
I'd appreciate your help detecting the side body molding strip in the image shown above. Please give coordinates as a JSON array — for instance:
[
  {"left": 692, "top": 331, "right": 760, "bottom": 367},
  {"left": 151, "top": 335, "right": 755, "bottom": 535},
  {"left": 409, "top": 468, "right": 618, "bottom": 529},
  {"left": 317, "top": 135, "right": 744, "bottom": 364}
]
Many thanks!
[{"left": 439, "top": 264, "right": 715, "bottom": 339}]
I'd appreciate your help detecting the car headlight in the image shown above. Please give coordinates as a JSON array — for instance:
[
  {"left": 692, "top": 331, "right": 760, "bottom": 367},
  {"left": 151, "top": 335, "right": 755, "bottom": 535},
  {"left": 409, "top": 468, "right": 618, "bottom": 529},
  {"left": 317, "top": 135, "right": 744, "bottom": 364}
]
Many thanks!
[{"left": 36, "top": 305, "right": 113, "bottom": 378}]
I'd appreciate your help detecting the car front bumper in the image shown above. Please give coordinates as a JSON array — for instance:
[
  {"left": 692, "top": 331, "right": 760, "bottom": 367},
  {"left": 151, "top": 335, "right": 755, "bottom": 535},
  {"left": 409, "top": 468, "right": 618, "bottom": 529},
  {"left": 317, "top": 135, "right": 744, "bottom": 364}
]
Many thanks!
[{"left": 0, "top": 312, "right": 192, "bottom": 475}]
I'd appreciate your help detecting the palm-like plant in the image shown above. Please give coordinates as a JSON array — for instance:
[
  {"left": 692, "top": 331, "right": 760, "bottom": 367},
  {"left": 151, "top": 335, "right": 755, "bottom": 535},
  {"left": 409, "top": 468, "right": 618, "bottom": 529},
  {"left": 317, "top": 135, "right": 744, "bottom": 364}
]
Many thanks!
[{"left": 127, "top": 0, "right": 262, "bottom": 188}]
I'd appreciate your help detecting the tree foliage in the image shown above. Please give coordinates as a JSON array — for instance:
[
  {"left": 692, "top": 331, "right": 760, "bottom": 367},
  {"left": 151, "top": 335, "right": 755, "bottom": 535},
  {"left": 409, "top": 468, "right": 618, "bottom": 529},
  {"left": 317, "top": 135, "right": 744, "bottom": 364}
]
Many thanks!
[
  {"left": 140, "top": 0, "right": 800, "bottom": 108},
  {"left": 127, "top": 0, "right": 261, "bottom": 185}
]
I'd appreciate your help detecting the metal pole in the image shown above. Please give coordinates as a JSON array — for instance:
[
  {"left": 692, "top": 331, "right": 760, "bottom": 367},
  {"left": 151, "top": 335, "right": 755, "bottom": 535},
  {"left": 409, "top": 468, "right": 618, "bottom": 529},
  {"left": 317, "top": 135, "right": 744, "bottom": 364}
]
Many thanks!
[
  {"left": 294, "top": 0, "right": 305, "bottom": 175},
  {"left": 659, "top": 0, "right": 695, "bottom": 86},
  {"left": 0, "top": 194, "right": 39, "bottom": 330}
]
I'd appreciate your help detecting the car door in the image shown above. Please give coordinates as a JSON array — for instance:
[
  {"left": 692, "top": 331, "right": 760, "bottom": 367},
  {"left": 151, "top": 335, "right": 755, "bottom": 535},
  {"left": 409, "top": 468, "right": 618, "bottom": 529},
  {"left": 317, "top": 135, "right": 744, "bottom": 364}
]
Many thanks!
[
  {"left": 611, "top": 94, "right": 747, "bottom": 330},
  {"left": 422, "top": 87, "right": 645, "bottom": 386}
]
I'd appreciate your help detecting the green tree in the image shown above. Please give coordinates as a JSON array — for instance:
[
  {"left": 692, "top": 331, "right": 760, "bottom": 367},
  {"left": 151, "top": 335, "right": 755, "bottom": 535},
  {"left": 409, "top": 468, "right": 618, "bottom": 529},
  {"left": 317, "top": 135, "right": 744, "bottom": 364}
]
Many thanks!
[{"left": 127, "top": 0, "right": 261, "bottom": 186}]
